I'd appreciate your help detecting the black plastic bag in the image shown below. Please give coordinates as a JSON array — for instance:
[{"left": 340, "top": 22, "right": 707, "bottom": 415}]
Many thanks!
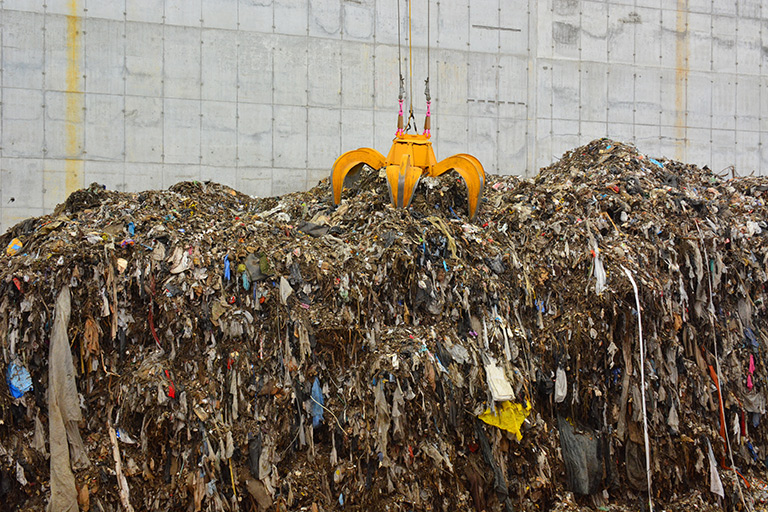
[{"left": 558, "top": 416, "right": 603, "bottom": 495}]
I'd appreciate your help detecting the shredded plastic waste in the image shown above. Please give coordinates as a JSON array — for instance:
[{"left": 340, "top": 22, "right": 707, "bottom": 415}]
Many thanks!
[{"left": 0, "top": 139, "right": 765, "bottom": 511}]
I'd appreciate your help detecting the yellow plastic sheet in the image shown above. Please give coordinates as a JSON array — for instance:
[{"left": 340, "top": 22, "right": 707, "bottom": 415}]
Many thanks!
[{"left": 478, "top": 401, "right": 531, "bottom": 441}]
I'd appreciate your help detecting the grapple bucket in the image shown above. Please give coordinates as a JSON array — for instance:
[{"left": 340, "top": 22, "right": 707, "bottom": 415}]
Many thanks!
[{"left": 330, "top": 133, "right": 485, "bottom": 221}]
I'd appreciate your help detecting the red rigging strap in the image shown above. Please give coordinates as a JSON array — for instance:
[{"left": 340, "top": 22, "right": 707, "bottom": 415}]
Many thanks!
[{"left": 408, "top": 0, "right": 413, "bottom": 121}]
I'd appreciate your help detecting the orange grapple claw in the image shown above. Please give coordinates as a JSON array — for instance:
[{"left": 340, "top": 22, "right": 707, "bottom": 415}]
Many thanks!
[{"left": 330, "top": 131, "right": 485, "bottom": 220}]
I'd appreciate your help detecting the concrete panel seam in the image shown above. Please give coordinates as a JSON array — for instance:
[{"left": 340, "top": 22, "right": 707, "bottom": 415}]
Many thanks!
[
  {"left": 495, "top": 0, "right": 500, "bottom": 173},
  {"left": 734, "top": 0, "right": 740, "bottom": 156},
  {"left": 198, "top": 0, "right": 203, "bottom": 177},
  {"left": 306, "top": 1, "right": 309, "bottom": 171},
  {"left": 122, "top": 0, "right": 127, "bottom": 189},
  {"left": 579, "top": 2, "right": 583, "bottom": 141},
  {"left": 235, "top": 0, "right": 240, "bottom": 179},
  {"left": 526, "top": 0, "right": 535, "bottom": 176},
  {"left": 760, "top": 0, "right": 764, "bottom": 174},
  {"left": 271, "top": 17, "right": 275, "bottom": 170},
  {"left": 161, "top": 0, "right": 166, "bottom": 167},
  {"left": 84, "top": 0, "right": 88, "bottom": 166},
  {"left": 371, "top": 0, "right": 376, "bottom": 159},
  {"left": 710, "top": 0, "right": 714, "bottom": 167},
  {"left": 40, "top": 3, "right": 44, "bottom": 159},
  {"left": 1, "top": 3, "right": 3, "bottom": 203}
]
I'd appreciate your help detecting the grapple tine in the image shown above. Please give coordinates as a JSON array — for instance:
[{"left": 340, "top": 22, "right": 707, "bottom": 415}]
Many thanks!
[
  {"left": 330, "top": 148, "right": 386, "bottom": 205},
  {"left": 456, "top": 153, "right": 486, "bottom": 181},
  {"left": 386, "top": 154, "right": 422, "bottom": 209},
  {"left": 429, "top": 155, "right": 485, "bottom": 220}
]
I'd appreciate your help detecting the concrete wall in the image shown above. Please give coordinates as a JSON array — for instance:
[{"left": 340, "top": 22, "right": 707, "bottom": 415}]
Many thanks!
[
  {"left": 0, "top": 0, "right": 766, "bottom": 231},
  {"left": 536, "top": 0, "right": 768, "bottom": 178}
]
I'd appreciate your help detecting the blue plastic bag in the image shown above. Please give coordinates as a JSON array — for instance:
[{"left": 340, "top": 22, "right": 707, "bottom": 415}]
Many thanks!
[
  {"left": 6, "top": 362, "right": 33, "bottom": 398},
  {"left": 311, "top": 377, "right": 324, "bottom": 427},
  {"left": 224, "top": 255, "right": 231, "bottom": 281}
]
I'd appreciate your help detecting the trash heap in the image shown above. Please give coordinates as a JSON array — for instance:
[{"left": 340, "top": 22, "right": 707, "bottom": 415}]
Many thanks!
[{"left": 2, "top": 138, "right": 768, "bottom": 511}]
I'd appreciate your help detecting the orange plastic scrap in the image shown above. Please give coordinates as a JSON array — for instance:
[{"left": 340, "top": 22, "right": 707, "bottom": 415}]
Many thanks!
[
  {"left": 708, "top": 365, "right": 726, "bottom": 443},
  {"left": 478, "top": 401, "right": 532, "bottom": 441}
]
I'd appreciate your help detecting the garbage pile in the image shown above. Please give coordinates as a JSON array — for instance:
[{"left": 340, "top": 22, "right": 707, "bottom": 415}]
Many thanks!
[{"left": 2, "top": 138, "right": 768, "bottom": 511}]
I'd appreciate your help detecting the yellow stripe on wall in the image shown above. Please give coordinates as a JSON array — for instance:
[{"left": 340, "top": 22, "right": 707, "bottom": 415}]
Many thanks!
[{"left": 65, "top": 0, "right": 83, "bottom": 195}]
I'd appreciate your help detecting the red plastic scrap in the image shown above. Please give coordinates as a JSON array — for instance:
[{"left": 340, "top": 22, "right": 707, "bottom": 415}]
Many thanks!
[{"left": 165, "top": 369, "right": 176, "bottom": 399}]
